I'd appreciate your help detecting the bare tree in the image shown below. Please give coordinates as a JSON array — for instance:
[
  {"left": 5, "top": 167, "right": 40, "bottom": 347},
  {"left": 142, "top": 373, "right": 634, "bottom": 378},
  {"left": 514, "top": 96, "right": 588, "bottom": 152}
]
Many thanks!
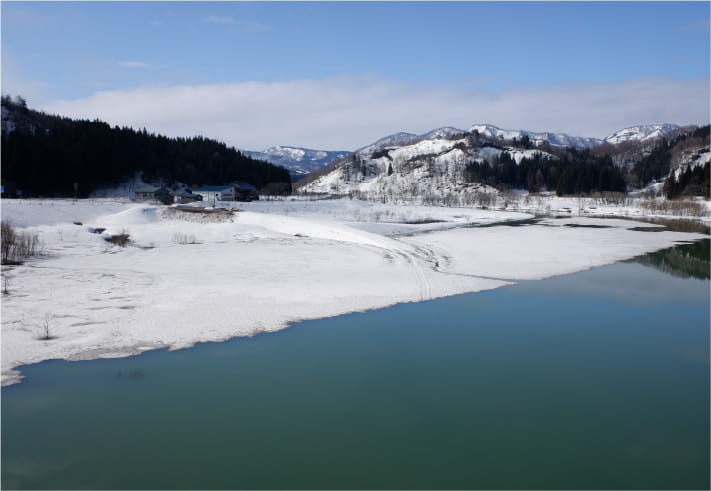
[{"left": 39, "top": 313, "right": 54, "bottom": 340}]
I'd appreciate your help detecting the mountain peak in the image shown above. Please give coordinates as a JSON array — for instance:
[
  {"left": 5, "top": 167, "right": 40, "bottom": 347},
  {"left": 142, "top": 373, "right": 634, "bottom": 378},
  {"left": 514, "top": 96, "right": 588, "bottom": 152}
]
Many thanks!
[
  {"left": 604, "top": 124, "right": 682, "bottom": 144},
  {"left": 421, "top": 127, "right": 465, "bottom": 139},
  {"left": 468, "top": 123, "right": 603, "bottom": 149},
  {"left": 244, "top": 146, "right": 351, "bottom": 177}
]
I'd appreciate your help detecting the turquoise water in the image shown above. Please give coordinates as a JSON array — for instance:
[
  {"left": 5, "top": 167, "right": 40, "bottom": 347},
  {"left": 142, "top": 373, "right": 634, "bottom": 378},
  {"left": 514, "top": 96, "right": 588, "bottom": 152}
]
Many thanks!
[{"left": 2, "top": 242, "right": 709, "bottom": 489}]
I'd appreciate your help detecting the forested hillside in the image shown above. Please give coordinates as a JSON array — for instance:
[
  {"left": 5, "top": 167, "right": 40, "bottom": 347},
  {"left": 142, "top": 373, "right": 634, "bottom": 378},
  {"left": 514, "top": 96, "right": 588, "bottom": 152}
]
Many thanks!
[
  {"left": 636, "top": 125, "right": 710, "bottom": 198},
  {"left": 1, "top": 96, "right": 291, "bottom": 197},
  {"left": 465, "top": 148, "right": 626, "bottom": 195},
  {"left": 300, "top": 122, "right": 709, "bottom": 200}
]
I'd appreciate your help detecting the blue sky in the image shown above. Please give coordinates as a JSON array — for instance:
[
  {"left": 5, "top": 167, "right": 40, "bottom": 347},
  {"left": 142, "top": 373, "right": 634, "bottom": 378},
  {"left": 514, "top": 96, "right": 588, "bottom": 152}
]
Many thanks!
[{"left": 2, "top": 1, "right": 709, "bottom": 150}]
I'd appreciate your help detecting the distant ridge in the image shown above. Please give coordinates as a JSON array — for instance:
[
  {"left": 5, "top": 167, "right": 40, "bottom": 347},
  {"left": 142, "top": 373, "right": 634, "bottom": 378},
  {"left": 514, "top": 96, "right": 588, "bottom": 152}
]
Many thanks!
[
  {"left": 244, "top": 146, "right": 351, "bottom": 177},
  {"left": 604, "top": 124, "right": 682, "bottom": 144},
  {"left": 298, "top": 119, "right": 707, "bottom": 201}
]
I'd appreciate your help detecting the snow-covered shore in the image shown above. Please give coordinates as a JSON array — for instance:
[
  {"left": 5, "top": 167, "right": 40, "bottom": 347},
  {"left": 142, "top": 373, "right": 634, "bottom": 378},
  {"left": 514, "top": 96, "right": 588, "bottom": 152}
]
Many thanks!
[{"left": 1, "top": 198, "right": 707, "bottom": 386}]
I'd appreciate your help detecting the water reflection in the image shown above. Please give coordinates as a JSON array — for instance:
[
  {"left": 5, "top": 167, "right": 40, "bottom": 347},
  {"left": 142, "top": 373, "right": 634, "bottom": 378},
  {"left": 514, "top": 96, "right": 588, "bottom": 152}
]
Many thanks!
[
  {"left": 2, "top": 240, "right": 708, "bottom": 490},
  {"left": 630, "top": 217, "right": 711, "bottom": 235},
  {"left": 515, "top": 259, "right": 709, "bottom": 306},
  {"left": 632, "top": 239, "right": 710, "bottom": 280}
]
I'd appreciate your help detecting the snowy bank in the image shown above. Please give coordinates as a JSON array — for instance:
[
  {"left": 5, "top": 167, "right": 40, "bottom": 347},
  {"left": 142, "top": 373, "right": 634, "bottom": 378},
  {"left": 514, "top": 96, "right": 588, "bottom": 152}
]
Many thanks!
[{"left": 1, "top": 199, "right": 705, "bottom": 385}]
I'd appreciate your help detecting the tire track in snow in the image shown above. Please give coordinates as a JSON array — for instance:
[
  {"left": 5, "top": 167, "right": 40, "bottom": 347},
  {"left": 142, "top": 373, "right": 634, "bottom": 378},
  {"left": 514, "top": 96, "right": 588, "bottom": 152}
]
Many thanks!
[{"left": 389, "top": 241, "right": 439, "bottom": 301}]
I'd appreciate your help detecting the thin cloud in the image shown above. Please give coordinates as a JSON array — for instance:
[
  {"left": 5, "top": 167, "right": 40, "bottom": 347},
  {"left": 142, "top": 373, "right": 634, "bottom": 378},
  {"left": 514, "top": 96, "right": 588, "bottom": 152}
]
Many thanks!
[
  {"left": 118, "top": 61, "right": 149, "bottom": 68},
  {"left": 40, "top": 76, "right": 710, "bottom": 151},
  {"left": 1, "top": 48, "right": 49, "bottom": 103},
  {"left": 682, "top": 17, "right": 710, "bottom": 32},
  {"left": 83, "top": 81, "right": 106, "bottom": 88},
  {"left": 205, "top": 15, "right": 237, "bottom": 24},
  {"left": 204, "top": 15, "right": 270, "bottom": 31}
]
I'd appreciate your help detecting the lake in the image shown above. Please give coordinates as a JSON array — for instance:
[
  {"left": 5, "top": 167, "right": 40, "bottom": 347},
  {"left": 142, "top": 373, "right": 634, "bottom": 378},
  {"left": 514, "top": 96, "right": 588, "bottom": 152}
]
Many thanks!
[{"left": 2, "top": 240, "right": 709, "bottom": 490}]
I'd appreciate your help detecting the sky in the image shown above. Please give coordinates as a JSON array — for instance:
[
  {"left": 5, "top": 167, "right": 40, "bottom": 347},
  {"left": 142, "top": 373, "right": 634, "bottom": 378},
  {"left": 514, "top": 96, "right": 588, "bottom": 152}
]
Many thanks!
[{"left": 2, "top": 1, "right": 710, "bottom": 151}]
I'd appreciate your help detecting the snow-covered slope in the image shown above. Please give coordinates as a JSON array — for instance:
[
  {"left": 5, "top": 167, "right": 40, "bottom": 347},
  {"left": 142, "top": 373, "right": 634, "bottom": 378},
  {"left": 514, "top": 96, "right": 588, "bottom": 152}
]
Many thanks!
[
  {"left": 604, "top": 124, "right": 681, "bottom": 145},
  {"left": 355, "top": 132, "right": 421, "bottom": 155},
  {"left": 244, "top": 146, "right": 350, "bottom": 177},
  {"left": 421, "top": 126, "right": 466, "bottom": 140},
  {"left": 357, "top": 124, "right": 598, "bottom": 155},
  {"left": 468, "top": 124, "right": 603, "bottom": 149},
  {"left": 353, "top": 122, "right": 691, "bottom": 160},
  {"left": 300, "top": 121, "right": 702, "bottom": 201},
  {"left": 1, "top": 105, "right": 50, "bottom": 136},
  {"left": 301, "top": 124, "right": 559, "bottom": 201},
  {"left": 670, "top": 139, "right": 711, "bottom": 181}
]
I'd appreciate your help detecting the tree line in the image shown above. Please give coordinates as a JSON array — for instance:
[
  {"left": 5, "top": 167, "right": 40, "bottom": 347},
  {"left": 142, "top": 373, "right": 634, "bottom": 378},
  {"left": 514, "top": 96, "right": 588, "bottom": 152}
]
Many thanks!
[
  {"left": 465, "top": 148, "right": 626, "bottom": 195},
  {"left": 631, "top": 125, "right": 710, "bottom": 191},
  {"left": 1, "top": 96, "right": 291, "bottom": 197},
  {"left": 665, "top": 161, "right": 710, "bottom": 199}
]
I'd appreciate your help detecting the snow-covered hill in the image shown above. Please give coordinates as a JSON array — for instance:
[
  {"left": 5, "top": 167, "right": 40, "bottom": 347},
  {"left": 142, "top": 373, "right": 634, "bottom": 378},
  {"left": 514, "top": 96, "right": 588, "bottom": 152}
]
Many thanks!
[
  {"left": 244, "top": 146, "right": 350, "bottom": 177},
  {"left": 604, "top": 124, "right": 682, "bottom": 145},
  {"left": 469, "top": 124, "right": 603, "bottom": 149},
  {"left": 300, "top": 125, "right": 560, "bottom": 203},
  {"left": 348, "top": 122, "right": 689, "bottom": 161},
  {"left": 1, "top": 104, "right": 51, "bottom": 136},
  {"left": 467, "top": 123, "right": 685, "bottom": 147},
  {"left": 298, "top": 121, "right": 704, "bottom": 201},
  {"left": 356, "top": 124, "right": 601, "bottom": 155}
]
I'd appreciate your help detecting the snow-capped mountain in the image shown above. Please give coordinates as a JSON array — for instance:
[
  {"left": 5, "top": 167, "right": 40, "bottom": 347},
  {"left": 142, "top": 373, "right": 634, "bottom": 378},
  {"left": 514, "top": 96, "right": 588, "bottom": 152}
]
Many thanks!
[
  {"left": 298, "top": 121, "right": 703, "bottom": 201},
  {"left": 356, "top": 124, "right": 597, "bottom": 156},
  {"left": 355, "top": 132, "right": 420, "bottom": 155},
  {"left": 356, "top": 122, "right": 687, "bottom": 153},
  {"left": 467, "top": 123, "right": 685, "bottom": 147},
  {"left": 421, "top": 127, "right": 467, "bottom": 141},
  {"left": 299, "top": 124, "right": 561, "bottom": 201},
  {"left": 239, "top": 122, "right": 697, "bottom": 195},
  {"left": 469, "top": 124, "right": 604, "bottom": 149},
  {"left": 244, "top": 146, "right": 351, "bottom": 177},
  {"left": 604, "top": 124, "right": 682, "bottom": 144}
]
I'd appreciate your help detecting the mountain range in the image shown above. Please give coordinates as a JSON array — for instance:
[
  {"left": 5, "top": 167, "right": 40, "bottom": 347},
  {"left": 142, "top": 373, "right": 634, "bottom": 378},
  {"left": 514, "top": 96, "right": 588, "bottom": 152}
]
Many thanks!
[
  {"left": 250, "top": 123, "right": 685, "bottom": 178},
  {"left": 3, "top": 96, "right": 705, "bottom": 200},
  {"left": 296, "top": 121, "right": 708, "bottom": 201},
  {"left": 243, "top": 146, "right": 350, "bottom": 178},
  {"left": 355, "top": 123, "right": 685, "bottom": 154}
]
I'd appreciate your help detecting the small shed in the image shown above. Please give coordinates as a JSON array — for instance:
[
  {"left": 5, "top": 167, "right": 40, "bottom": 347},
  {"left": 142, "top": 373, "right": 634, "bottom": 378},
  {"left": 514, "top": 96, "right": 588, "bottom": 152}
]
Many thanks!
[
  {"left": 135, "top": 185, "right": 160, "bottom": 200},
  {"left": 135, "top": 185, "right": 173, "bottom": 204},
  {"left": 234, "top": 181, "right": 259, "bottom": 201},
  {"left": 193, "top": 185, "right": 235, "bottom": 203},
  {"left": 176, "top": 192, "right": 203, "bottom": 204}
]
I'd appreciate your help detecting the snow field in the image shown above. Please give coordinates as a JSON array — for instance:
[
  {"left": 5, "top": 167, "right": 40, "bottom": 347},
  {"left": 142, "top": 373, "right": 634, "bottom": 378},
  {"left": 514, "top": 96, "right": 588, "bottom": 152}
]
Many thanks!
[{"left": 1, "top": 198, "right": 706, "bottom": 385}]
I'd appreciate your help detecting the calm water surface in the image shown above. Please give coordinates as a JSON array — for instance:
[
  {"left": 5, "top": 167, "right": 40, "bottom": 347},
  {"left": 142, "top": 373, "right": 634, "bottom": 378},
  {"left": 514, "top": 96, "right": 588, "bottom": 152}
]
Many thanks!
[{"left": 2, "top": 241, "right": 709, "bottom": 489}]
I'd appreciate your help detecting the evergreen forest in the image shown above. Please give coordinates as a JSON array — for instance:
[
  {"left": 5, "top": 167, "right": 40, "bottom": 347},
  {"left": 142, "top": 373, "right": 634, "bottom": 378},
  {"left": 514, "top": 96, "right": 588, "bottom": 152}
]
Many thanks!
[
  {"left": 465, "top": 149, "right": 627, "bottom": 195},
  {"left": 1, "top": 97, "right": 291, "bottom": 197},
  {"left": 631, "top": 126, "right": 708, "bottom": 183}
]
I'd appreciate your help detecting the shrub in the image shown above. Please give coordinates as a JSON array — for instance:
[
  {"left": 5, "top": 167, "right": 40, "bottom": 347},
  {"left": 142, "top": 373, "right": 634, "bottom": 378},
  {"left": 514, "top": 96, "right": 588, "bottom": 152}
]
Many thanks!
[
  {"left": 1, "top": 220, "right": 44, "bottom": 265},
  {"left": 172, "top": 232, "right": 198, "bottom": 245},
  {"left": 104, "top": 230, "right": 131, "bottom": 247},
  {"left": 639, "top": 199, "right": 707, "bottom": 217}
]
